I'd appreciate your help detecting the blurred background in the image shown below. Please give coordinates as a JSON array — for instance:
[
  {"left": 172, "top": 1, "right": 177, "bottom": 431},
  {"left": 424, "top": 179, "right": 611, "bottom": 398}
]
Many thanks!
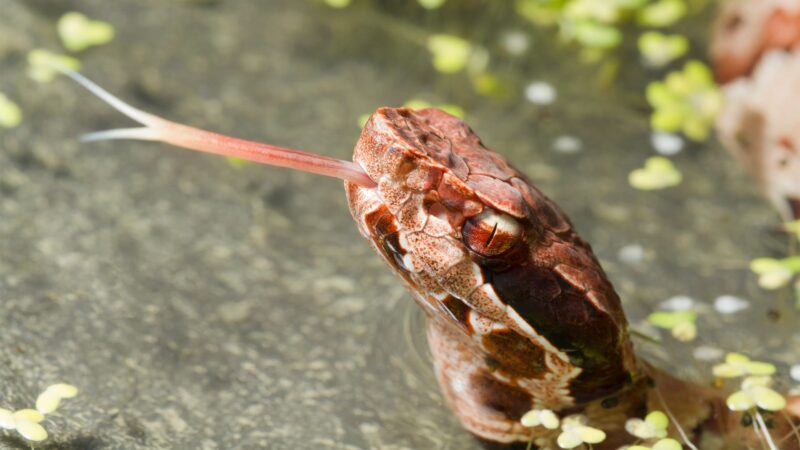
[{"left": 0, "top": 0, "right": 798, "bottom": 449}]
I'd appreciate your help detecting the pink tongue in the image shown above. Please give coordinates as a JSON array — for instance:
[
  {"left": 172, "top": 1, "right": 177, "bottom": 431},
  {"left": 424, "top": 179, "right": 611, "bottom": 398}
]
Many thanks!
[{"left": 59, "top": 66, "right": 376, "bottom": 188}]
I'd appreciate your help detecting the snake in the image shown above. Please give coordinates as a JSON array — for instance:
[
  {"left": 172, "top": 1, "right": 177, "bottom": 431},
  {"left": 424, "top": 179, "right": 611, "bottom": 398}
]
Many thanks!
[{"left": 59, "top": 68, "right": 800, "bottom": 449}]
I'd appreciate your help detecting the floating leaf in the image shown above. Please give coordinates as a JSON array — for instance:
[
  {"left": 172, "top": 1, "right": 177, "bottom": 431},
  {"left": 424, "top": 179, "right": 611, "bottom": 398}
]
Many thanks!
[
  {"left": 572, "top": 21, "right": 622, "bottom": 49},
  {"left": 557, "top": 415, "right": 606, "bottom": 449},
  {"left": 427, "top": 34, "right": 472, "bottom": 74},
  {"left": 646, "top": 60, "right": 721, "bottom": 142},
  {"left": 653, "top": 439, "right": 683, "bottom": 450},
  {"left": 0, "top": 93, "right": 22, "bottom": 128},
  {"left": 323, "top": 0, "right": 351, "bottom": 8},
  {"left": 637, "top": 0, "right": 686, "bottom": 27},
  {"left": 648, "top": 310, "right": 695, "bottom": 328},
  {"left": 45, "top": 383, "right": 78, "bottom": 399},
  {"left": 713, "top": 352, "right": 776, "bottom": 378},
  {"left": 0, "top": 408, "right": 15, "bottom": 430},
  {"left": 35, "top": 391, "right": 61, "bottom": 414},
  {"left": 726, "top": 376, "right": 786, "bottom": 411},
  {"left": 629, "top": 157, "right": 682, "bottom": 190},
  {"left": 521, "top": 408, "right": 560, "bottom": 430},
  {"left": 27, "top": 49, "right": 81, "bottom": 83},
  {"left": 13, "top": 409, "right": 44, "bottom": 423},
  {"left": 638, "top": 32, "right": 688, "bottom": 67},
  {"left": 57, "top": 12, "right": 115, "bottom": 52},
  {"left": 648, "top": 310, "right": 695, "bottom": 341},
  {"left": 15, "top": 419, "right": 48, "bottom": 442},
  {"left": 783, "top": 220, "right": 800, "bottom": 240},
  {"left": 750, "top": 257, "right": 800, "bottom": 290},
  {"left": 418, "top": 0, "right": 446, "bottom": 9}
]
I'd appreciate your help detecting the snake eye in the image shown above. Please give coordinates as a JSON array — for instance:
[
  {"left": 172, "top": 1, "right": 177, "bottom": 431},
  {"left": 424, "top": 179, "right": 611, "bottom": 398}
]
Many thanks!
[{"left": 462, "top": 210, "right": 521, "bottom": 257}]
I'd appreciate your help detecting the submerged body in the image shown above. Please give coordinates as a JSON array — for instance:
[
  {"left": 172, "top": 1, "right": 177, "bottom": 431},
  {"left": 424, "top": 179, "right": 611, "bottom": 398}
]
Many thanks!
[{"left": 58, "top": 69, "right": 800, "bottom": 448}]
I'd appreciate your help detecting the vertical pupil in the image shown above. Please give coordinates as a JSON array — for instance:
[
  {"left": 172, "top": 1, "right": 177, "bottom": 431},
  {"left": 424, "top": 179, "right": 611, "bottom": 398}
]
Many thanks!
[{"left": 463, "top": 210, "right": 520, "bottom": 256}]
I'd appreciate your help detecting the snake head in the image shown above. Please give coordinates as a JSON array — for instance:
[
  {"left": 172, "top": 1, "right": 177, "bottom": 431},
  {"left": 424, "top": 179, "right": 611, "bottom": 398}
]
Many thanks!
[{"left": 346, "top": 107, "right": 638, "bottom": 406}]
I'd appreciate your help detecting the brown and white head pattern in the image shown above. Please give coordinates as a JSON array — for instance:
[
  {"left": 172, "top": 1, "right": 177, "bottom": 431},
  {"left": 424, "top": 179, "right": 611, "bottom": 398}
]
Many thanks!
[{"left": 344, "top": 108, "right": 641, "bottom": 441}]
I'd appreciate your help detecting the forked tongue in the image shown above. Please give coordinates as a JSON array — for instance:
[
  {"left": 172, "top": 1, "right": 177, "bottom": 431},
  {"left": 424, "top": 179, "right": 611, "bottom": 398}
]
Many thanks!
[{"left": 57, "top": 67, "right": 375, "bottom": 188}]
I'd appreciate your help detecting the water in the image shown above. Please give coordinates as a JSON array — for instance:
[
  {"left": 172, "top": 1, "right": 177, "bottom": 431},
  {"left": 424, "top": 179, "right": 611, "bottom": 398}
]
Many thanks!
[{"left": 0, "top": 1, "right": 798, "bottom": 449}]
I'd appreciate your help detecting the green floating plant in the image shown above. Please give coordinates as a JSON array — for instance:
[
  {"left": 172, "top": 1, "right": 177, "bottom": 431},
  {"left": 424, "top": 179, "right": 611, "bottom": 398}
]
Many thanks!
[
  {"left": 418, "top": 0, "right": 446, "bottom": 9},
  {"left": 225, "top": 156, "right": 250, "bottom": 168},
  {"left": 323, "top": 0, "right": 351, "bottom": 8},
  {"left": 521, "top": 408, "right": 560, "bottom": 430},
  {"left": 57, "top": 12, "right": 115, "bottom": 52},
  {"left": 559, "top": 0, "right": 645, "bottom": 50},
  {"left": 749, "top": 257, "right": 800, "bottom": 290},
  {"left": 629, "top": 438, "right": 683, "bottom": 450},
  {"left": 783, "top": 220, "right": 800, "bottom": 241},
  {"left": 726, "top": 376, "right": 786, "bottom": 412},
  {"left": 713, "top": 352, "right": 776, "bottom": 379},
  {"left": 27, "top": 49, "right": 81, "bottom": 83},
  {"left": 637, "top": 0, "right": 687, "bottom": 27},
  {"left": 0, "top": 93, "right": 22, "bottom": 128},
  {"left": 520, "top": 410, "right": 606, "bottom": 449},
  {"left": 0, "top": 383, "right": 78, "bottom": 442},
  {"left": 625, "top": 410, "right": 668, "bottom": 439},
  {"left": 557, "top": 415, "right": 606, "bottom": 449},
  {"left": 647, "top": 310, "right": 696, "bottom": 341},
  {"left": 426, "top": 34, "right": 488, "bottom": 76},
  {"left": 646, "top": 60, "right": 722, "bottom": 141},
  {"left": 629, "top": 156, "right": 682, "bottom": 190},
  {"left": 638, "top": 31, "right": 688, "bottom": 67},
  {"left": 427, "top": 34, "right": 472, "bottom": 74}
]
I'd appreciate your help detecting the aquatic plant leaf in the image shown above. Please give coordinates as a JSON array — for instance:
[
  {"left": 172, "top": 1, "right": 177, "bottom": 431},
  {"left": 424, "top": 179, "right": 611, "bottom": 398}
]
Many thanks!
[
  {"left": 13, "top": 409, "right": 44, "bottom": 423},
  {"left": 714, "top": 353, "right": 776, "bottom": 378},
  {"left": 646, "top": 60, "right": 721, "bottom": 142},
  {"left": 637, "top": 0, "right": 687, "bottom": 27},
  {"left": 750, "top": 257, "right": 797, "bottom": 290},
  {"left": 427, "top": 34, "right": 472, "bottom": 74},
  {"left": 727, "top": 377, "right": 786, "bottom": 412},
  {"left": 324, "top": 0, "right": 351, "bottom": 8},
  {"left": 644, "top": 411, "right": 669, "bottom": 430},
  {"left": 57, "top": 12, "right": 115, "bottom": 52},
  {"left": 15, "top": 419, "right": 48, "bottom": 441},
  {"left": 557, "top": 431, "right": 583, "bottom": 449},
  {"left": 576, "top": 426, "right": 606, "bottom": 443},
  {"left": 652, "top": 438, "right": 682, "bottom": 450},
  {"left": 35, "top": 391, "right": 61, "bottom": 414},
  {"left": 670, "top": 321, "right": 696, "bottom": 342},
  {"left": 45, "top": 383, "right": 78, "bottom": 399},
  {"left": 0, "top": 408, "right": 15, "bottom": 430},
  {"left": 27, "top": 49, "right": 81, "bottom": 83},
  {"left": 0, "top": 93, "right": 22, "bottom": 128},
  {"left": 647, "top": 310, "right": 695, "bottom": 328},
  {"left": 726, "top": 391, "right": 754, "bottom": 411},
  {"left": 521, "top": 408, "right": 560, "bottom": 429},
  {"left": 629, "top": 157, "right": 682, "bottom": 190},
  {"left": 638, "top": 32, "right": 688, "bottom": 67},
  {"left": 573, "top": 21, "right": 622, "bottom": 49},
  {"left": 514, "top": 0, "right": 565, "bottom": 26},
  {"left": 418, "top": 0, "right": 446, "bottom": 9}
]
